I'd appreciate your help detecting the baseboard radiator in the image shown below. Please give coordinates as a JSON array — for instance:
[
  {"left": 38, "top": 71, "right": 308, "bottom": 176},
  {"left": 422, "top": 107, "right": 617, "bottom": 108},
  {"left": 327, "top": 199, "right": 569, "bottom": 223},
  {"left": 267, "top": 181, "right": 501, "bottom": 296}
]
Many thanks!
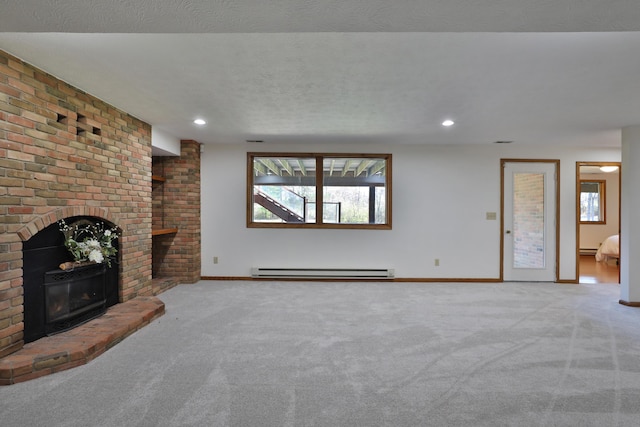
[{"left": 251, "top": 267, "right": 395, "bottom": 279}]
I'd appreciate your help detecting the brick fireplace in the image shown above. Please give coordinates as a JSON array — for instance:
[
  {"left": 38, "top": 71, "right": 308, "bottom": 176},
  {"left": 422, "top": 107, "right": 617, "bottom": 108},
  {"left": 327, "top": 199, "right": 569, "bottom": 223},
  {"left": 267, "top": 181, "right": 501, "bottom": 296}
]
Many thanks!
[{"left": 0, "top": 49, "right": 201, "bottom": 368}]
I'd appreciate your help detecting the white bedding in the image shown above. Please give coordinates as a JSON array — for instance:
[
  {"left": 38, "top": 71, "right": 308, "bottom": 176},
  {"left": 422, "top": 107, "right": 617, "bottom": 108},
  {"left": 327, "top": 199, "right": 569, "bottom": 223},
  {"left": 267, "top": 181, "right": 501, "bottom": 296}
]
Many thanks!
[{"left": 595, "top": 234, "right": 619, "bottom": 262}]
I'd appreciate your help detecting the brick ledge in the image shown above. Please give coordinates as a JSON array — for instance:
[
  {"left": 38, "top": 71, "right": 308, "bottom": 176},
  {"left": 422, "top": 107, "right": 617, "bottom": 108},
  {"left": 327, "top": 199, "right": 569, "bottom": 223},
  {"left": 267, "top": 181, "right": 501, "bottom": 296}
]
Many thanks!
[
  {"left": 0, "top": 296, "right": 165, "bottom": 385},
  {"left": 152, "top": 276, "right": 180, "bottom": 295}
]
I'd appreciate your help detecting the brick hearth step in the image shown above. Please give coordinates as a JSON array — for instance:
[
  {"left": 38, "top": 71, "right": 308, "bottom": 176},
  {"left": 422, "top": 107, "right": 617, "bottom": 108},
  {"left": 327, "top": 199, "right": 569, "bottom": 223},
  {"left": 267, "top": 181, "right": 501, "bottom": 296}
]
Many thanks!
[{"left": 0, "top": 297, "right": 165, "bottom": 385}]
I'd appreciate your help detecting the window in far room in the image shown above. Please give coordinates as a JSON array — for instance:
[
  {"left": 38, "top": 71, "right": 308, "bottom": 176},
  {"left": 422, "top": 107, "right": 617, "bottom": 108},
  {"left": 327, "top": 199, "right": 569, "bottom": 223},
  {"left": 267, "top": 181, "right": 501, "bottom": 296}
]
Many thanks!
[
  {"left": 580, "top": 180, "right": 605, "bottom": 223},
  {"left": 248, "top": 153, "right": 391, "bottom": 229}
]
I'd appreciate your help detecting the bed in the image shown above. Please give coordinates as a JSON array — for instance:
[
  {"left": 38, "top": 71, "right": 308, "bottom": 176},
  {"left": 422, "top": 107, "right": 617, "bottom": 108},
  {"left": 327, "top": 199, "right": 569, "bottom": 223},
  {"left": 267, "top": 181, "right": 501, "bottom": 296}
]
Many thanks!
[{"left": 595, "top": 234, "right": 619, "bottom": 262}]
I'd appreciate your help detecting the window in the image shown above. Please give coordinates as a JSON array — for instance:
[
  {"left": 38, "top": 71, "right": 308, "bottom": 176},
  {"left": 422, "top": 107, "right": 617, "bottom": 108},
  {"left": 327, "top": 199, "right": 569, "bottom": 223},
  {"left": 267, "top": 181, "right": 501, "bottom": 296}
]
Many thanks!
[
  {"left": 580, "top": 180, "right": 605, "bottom": 223},
  {"left": 248, "top": 153, "right": 391, "bottom": 229}
]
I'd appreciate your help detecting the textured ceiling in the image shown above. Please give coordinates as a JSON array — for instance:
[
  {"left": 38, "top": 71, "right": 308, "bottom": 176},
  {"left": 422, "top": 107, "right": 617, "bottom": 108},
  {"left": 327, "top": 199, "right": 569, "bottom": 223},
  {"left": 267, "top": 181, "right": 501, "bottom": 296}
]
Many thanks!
[
  {"left": 2, "top": 1, "right": 640, "bottom": 148},
  {"left": 3, "top": 0, "right": 640, "bottom": 33}
]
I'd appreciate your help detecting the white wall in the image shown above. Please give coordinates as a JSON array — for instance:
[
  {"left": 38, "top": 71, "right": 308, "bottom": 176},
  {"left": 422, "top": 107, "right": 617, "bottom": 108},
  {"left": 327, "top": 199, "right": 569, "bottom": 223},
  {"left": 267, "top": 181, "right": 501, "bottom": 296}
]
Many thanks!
[
  {"left": 201, "top": 143, "right": 620, "bottom": 281},
  {"left": 579, "top": 170, "right": 620, "bottom": 250}
]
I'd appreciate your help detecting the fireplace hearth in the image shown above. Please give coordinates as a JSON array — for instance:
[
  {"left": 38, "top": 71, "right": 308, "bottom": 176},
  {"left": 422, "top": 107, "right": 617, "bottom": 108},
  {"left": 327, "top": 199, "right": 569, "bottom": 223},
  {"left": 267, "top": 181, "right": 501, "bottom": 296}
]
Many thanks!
[{"left": 44, "top": 263, "right": 107, "bottom": 335}]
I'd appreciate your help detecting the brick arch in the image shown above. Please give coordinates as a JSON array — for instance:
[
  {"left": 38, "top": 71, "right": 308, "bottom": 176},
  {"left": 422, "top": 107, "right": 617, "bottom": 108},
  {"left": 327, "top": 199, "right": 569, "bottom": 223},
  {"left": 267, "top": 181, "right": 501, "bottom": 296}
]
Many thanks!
[{"left": 17, "top": 207, "right": 117, "bottom": 242}]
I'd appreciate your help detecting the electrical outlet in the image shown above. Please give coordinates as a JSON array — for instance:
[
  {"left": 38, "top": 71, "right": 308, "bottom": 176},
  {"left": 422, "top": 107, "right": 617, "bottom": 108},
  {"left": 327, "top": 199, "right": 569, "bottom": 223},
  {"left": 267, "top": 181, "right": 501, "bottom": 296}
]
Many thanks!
[
  {"left": 213, "top": 256, "right": 218, "bottom": 264},
  {"left": 435, "top": 259, "right": 440, "bottom": 267}
]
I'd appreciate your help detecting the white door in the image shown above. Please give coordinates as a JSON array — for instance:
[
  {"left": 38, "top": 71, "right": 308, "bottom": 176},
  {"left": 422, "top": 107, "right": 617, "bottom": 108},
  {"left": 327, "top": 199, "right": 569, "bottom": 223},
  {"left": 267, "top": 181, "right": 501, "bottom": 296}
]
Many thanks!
[{"left": 503, "top": 161, "right": 557, "bottom": 281}]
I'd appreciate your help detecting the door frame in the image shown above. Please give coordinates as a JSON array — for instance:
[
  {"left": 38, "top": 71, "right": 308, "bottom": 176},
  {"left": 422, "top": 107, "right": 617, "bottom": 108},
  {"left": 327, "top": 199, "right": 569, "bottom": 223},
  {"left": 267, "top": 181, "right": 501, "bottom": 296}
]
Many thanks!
[
  {"left": 575, "top": 161, "right": 621, "bottom": 283},
  {"left": 500, "top": 159, "right": 560, "bottom": 282}
]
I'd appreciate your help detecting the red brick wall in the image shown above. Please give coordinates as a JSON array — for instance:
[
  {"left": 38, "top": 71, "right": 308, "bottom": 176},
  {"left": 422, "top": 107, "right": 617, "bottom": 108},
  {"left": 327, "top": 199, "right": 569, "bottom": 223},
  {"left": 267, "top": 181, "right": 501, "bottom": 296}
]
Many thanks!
[
  {"left": 0, "top": 49, "right": 153, "bottom": 358},
  {"left": 152, "top": 140, "right": 201, "bottom": 284}
]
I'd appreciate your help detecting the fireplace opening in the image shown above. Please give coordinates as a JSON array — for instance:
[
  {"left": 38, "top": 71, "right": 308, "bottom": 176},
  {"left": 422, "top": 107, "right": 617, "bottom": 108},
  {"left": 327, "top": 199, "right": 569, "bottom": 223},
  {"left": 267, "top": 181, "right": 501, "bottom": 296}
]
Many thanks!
[
  {"left": 22, "top": 216, "right": 120, "bottom": 343},
  {"left": 44, "top": 263, "right": 107, "bottom": 335}
]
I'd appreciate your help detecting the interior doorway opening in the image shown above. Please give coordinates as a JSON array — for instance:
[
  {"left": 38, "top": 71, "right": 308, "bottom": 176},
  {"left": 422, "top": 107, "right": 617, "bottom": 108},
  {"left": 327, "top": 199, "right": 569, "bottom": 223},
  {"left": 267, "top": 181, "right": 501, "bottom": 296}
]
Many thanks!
[{"left": 576, "top": 161, "right": 621, "bottom": 284}]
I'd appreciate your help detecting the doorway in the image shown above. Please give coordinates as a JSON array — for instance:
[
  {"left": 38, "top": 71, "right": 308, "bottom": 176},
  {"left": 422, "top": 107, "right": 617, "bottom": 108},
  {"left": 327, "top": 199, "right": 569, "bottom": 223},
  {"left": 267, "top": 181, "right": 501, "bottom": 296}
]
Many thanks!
[
  {"left": 501, "top": 160, "right": 559, "bottom": 281},
  {"left": 576, "top": 161, "right": 621, "bottom": 284}
]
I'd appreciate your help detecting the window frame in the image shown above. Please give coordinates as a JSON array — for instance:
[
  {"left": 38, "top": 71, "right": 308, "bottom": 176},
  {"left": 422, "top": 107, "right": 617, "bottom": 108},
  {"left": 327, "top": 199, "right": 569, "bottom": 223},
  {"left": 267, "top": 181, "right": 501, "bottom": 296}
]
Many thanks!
[
  {"left": 579, "top": 179, "right": 606, "bottom": 224},
  {"left": 247, "top": 152, "right": 392, "bottom": 229}
]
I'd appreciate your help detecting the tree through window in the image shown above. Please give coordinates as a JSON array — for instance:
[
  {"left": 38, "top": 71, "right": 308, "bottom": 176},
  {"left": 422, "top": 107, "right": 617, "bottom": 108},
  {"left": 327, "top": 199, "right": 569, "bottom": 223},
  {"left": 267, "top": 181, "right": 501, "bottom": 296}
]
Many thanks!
[
  {"left": 580, "top": 180, "right": 605, "bottom": 223},
  {"left": 248, "top": 153, "right": 391, "bottom": 229}
]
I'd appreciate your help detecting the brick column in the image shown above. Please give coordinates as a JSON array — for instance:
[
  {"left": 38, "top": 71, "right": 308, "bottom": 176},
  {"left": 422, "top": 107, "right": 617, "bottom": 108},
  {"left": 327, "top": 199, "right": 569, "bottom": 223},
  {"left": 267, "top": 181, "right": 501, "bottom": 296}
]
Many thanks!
[
  {"left": 152, "top": 140, "right": 201, "bottom": 284},
  {"left": 0, "top": 49, "right": 153, "bottom": 357}
]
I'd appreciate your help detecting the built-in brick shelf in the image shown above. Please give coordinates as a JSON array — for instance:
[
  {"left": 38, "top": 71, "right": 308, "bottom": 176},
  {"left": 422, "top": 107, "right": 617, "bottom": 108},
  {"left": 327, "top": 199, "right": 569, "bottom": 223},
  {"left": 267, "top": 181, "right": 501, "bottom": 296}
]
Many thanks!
[{"left": 0, "top": 297, "right": 165, "bottom": 385}]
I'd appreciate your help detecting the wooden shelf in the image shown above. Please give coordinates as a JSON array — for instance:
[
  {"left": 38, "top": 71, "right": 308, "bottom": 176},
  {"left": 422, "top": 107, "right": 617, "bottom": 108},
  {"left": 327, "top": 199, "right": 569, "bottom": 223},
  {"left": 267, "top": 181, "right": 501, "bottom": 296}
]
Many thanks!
[
  {"left": 152, "top": 228, "right": 178, "bottom": 236},
  {"left": 152, "top": 175, "right": 166, "bottom": 182}
]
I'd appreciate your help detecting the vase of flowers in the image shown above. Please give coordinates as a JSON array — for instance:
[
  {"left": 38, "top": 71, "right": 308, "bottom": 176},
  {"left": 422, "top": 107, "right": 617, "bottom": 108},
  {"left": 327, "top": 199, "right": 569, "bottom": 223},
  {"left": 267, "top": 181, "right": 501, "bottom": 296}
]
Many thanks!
[{"left": 58, "top": 219, "right": 119, "bottom": 268}]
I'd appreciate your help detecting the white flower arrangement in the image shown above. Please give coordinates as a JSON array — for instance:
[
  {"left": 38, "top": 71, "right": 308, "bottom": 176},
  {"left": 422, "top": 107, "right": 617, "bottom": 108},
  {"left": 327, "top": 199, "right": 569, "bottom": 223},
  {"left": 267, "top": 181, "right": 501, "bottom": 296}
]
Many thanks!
[{"left": 58, "top": 219, "right": 118, "bottom": 267}]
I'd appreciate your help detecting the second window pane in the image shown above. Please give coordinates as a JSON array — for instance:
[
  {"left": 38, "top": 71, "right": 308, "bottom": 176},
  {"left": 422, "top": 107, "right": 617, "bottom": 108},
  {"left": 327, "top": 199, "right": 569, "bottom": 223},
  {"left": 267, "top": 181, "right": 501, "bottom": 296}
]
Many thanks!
[{"left": 322, "top": 157, "right": 387, "bottom": 224}]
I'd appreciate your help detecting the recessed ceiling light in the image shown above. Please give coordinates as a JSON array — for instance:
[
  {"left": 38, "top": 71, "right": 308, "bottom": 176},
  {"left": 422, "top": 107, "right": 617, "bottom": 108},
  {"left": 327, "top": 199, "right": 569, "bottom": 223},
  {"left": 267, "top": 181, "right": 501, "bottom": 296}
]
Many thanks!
[
  {"left": 494, "top": 140, "right": 514, "bottom": 144},
  {"left": 442, "top": 120, "right": 454, "bottom": 127},
  {"left": 193, "top": 119, "right": 206, "bottom": 125},
  {"left": 600, "top": 166, "right": 619, "bottom": 173}
]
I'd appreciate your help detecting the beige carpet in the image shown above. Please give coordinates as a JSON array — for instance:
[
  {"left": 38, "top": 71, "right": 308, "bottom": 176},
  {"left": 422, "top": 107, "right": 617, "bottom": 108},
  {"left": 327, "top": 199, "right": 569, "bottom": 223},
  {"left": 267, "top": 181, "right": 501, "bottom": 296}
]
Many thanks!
[{"left": 1, "top": 280, "right": 639, "bottom": 426}]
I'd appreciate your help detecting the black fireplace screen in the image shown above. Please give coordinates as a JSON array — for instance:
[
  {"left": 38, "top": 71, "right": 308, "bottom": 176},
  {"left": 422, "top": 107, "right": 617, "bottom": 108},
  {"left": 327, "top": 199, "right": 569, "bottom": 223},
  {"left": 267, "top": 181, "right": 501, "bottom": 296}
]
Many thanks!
[{"left": 43, "top": 263, "right": 107, "bottom": 335}]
